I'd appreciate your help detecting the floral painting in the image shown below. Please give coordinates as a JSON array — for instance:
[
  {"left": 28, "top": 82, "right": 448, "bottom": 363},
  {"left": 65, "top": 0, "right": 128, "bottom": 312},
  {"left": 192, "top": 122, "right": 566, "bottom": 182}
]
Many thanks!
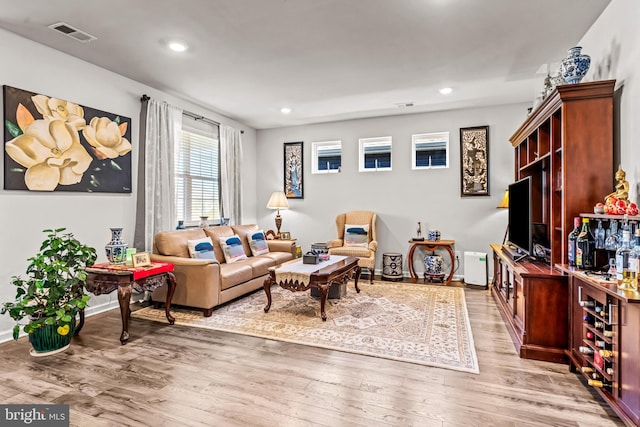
[
  {"left": 460, "top": 126, "right": 489, "bottom": 197},
  {"left": 3, "top": 85, "right": 132, "bottom": 192}
]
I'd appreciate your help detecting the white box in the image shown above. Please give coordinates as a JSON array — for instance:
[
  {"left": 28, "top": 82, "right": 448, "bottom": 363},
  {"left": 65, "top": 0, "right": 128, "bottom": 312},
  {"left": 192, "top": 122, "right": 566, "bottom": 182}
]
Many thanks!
[{"left": 464, "top": 251, "right": 488, "bottom": 288}]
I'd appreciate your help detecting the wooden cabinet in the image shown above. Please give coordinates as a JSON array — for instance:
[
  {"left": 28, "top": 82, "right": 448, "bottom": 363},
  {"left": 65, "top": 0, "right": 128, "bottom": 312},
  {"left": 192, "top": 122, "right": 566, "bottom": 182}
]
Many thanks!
[
  {"left": 566, "top": 269, "right": 640, "bottom": 426},
  {"left": 509, "top": 80, "right": 615, "bottom": 265},
  {"left": 491, "top": 244, "right": 568, "bottom": 363}
]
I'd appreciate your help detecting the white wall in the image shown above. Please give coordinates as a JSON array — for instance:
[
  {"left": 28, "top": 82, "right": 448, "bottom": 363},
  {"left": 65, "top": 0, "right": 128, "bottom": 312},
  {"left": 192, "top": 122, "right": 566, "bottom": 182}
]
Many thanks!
[
  {"left": 256, "top": 103, "right": 528, "bottom": 277},
  {"left": 0, "top": 29, "right": 256, "bottom": 341},
  {"left": 578, "top": 0, "right": 640, "bottom": 204}
]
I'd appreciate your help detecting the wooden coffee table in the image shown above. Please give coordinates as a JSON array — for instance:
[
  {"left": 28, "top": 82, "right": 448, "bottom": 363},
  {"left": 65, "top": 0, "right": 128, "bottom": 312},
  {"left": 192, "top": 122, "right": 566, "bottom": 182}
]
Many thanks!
[{"left": 263, "top": 256, "right": 361, "bottom": 321}]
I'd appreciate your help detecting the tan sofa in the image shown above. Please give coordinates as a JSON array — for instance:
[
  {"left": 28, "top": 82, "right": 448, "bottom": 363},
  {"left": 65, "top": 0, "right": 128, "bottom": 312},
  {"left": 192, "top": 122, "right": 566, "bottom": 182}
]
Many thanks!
[{"left": 150, "top": 224, "right": 295, "bottom": 316}]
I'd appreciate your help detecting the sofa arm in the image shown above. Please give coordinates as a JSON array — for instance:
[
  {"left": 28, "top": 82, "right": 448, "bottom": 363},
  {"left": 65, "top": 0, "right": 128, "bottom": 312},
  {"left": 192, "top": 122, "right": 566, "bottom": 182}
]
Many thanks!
[
  {"left": 150, "top": 253, "right": 219, "bottom": 266},
  {"left": 368, "top": 240, "right": 378, "bottom": 252},
  {"left": 267, "top": 239, "right": 296, "bottom": 256},
  {"left": 328, "top": 239, "right": 343, "bottom": 248}
]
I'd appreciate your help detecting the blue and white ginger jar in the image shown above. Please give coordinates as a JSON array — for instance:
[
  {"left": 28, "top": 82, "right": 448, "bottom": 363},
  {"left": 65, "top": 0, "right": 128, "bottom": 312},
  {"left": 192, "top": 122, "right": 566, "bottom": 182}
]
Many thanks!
[{"left": 560, "top": 46, "right": 591, "bottom": 84}]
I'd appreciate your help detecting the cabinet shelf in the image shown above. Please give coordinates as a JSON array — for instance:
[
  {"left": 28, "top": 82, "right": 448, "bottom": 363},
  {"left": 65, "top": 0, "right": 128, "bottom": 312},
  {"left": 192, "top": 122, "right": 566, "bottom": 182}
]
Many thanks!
[{"left": 519, "top": 152, "right": 551, "bottom": 172}]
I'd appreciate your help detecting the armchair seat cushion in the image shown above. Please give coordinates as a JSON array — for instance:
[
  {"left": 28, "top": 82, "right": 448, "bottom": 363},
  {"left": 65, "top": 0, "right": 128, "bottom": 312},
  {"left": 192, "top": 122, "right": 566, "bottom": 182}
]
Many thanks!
[{"left": 328, "top": 246, "right": 372, "bottom": 258}]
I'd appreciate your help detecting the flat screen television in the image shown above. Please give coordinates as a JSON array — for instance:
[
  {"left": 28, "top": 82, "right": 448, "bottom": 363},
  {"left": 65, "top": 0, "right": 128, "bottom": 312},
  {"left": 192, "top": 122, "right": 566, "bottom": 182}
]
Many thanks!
[{"left": 507, "top": 176, "right": 532, "bottom": 256}]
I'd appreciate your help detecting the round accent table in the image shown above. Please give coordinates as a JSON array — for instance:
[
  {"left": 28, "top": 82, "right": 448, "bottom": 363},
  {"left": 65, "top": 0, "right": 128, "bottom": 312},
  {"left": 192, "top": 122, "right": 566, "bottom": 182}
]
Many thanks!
[{"left": 382, "top": 252, "right": 403, "bottom": 281}]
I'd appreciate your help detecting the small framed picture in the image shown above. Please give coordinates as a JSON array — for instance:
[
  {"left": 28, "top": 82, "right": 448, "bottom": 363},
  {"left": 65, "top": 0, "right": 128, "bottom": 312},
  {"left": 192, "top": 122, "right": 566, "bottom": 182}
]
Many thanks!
[
  {"left": 132, "top": 252, "right": 151, "bottom": 268},
  {"left": 280, "top": 231, "right": 291, "bottom": 240}
]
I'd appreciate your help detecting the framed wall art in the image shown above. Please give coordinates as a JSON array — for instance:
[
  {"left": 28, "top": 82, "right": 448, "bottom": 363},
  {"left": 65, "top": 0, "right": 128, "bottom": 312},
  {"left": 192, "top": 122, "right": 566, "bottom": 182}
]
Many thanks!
[
  {"left": 284, "top": 141, "right": 303, "bottom": 199},
  {"left": 460, "top": 126, "right": 489, "bottom": 197},
  {"left": 3, "top": 85, "right": 132, "bottom": 193}
]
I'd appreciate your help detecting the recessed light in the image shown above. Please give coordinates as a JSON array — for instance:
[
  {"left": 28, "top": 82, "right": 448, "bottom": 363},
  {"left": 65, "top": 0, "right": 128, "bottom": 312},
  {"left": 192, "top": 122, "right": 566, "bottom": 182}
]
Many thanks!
[
  {"left": 280, "top": 107, "right": 292, "bottom": 114},
  {"left": 168, "top": 41, "right": 188, "bottom": 52},
  {"left": 439, "top": 87, "right": 453, "bottom": 95}
]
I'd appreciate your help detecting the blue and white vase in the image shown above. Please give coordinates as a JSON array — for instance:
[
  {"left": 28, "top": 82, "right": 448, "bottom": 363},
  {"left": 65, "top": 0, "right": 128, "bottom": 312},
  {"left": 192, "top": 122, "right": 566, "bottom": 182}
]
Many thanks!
[
  {"left": 105, "top": 227, "right": 128, "bottom": 264},
  {"left": 560, "top": 46, "right": 591, "bottom": 84},
  {"left": 424, "top": 255, "right": 444, "bottom": 275}
]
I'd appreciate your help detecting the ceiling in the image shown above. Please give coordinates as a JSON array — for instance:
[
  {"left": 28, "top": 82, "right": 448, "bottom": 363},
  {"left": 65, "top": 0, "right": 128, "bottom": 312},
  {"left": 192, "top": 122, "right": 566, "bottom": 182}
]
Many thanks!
[{"left": 0, "top": 0, "right": 610, "bottom": 129}]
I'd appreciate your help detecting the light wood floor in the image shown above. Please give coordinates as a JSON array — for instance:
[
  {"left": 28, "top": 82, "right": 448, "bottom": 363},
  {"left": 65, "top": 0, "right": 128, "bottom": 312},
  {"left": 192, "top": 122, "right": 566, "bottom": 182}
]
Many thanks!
[{"left": 0, "top": 284, "right": 626, "bottom": 427}]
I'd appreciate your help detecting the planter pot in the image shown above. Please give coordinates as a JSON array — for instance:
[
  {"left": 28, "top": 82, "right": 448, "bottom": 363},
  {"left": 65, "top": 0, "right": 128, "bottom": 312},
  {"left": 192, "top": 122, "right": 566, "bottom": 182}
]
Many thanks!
[{"left": 29, "top": 318, "right": 76, "bottom": 357}]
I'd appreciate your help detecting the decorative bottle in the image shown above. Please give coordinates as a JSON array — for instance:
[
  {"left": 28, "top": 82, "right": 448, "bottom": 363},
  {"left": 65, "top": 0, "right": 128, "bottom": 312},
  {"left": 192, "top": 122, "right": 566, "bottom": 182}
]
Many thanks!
[
  {"left": 568, "top": 217, "right": 581, "bottom": 266},
  {"left": 576, "top": 218, "right": 595, "bottom": 270},
  {"left": 628, "top": 229, "right": 640, "bottom": 290},
  {"left": 605, "top": 220, "right": 619, "bottom": 251},
  {"left": 616, "top": 230, "right": 632, "bottom": 289},
  {"left": 595, "top": 220, "right": 606, "bottom": 249},
  {"left": 105, "top": 227, "right": 128, "bottom": 265}
]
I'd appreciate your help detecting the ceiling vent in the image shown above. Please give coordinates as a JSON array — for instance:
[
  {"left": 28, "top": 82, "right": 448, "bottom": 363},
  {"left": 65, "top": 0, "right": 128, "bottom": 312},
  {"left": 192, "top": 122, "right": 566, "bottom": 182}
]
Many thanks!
[{"left": 48, "top": 22, "right": 97, "bottom": 42}]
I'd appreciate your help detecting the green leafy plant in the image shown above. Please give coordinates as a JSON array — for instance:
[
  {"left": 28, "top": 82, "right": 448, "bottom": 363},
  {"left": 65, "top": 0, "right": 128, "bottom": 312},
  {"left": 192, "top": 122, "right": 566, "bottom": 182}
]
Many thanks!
[{"left": 1, "top": 228, "right": 97, "bottom": 340}]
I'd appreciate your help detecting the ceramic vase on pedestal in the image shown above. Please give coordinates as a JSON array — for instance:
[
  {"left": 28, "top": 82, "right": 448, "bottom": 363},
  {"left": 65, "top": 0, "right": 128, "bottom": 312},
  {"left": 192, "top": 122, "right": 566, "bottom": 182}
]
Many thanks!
[
  {"left": 105, "top": 227, "right": 128, "bottom": 264},
  {"left": 424, "top": 255, "right": 444, "bottom": 275},
  {"left": 199, "top": 216, "right": 209, "bottom": 228},
  {"left": 560, "top": 46, "right": 591, "bottom": 84}
]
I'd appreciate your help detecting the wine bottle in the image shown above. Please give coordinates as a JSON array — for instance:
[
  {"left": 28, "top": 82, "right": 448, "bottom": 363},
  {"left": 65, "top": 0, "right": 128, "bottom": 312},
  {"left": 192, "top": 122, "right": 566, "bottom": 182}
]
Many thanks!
[
  {"left": 568, "top": 217, "right": 581, "bottom": 266},
  {"left": 581, "top": 366, "right": 595, "bottom": 373},
  {"left": 588, "top": 378, "right": 612, "bottom": 390},
  {"left": 579, "top": 346, "right": 594, "bottom": 355},
  {"left": 606, "top": 367, "right": 614, "bottom": 375},
  {"left": 586, "top": 331, "right": 594, "bottom": 339},
  {"left": 616, "top": 230, "right": 632, "bottom": 289},
  {"left": 583, "top": 314, "right": 591, "bottom": 322},
  {"left": 594, "top": 321, "right": 605, "bottom": 329},
  {"left": 599, "top": 349, "right": 614, "bottom": 358},
  {"left": 591, "top": 372, "right": 603, "bottom": 380},
  {"left": 576, "top": 218, "right": 596, "bottom": 269},
  {"left": 579, "top": 300, "right": 595, "bottom": 308},
  {"left": 594, "top": 340, "right": 606, "bottom": 348},
  {"left": 603, "top": 330, "right": 614, "bottom": 338}
]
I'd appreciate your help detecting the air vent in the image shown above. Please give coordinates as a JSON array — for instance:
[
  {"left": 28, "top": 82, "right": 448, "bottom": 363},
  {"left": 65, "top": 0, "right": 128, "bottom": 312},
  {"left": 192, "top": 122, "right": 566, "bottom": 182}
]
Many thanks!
[
  {"left": 395, "top": 102, "right": 415, "bottom": 108},
  {"left": 48, "top": 22, "right": 97, "bottom": 42}
]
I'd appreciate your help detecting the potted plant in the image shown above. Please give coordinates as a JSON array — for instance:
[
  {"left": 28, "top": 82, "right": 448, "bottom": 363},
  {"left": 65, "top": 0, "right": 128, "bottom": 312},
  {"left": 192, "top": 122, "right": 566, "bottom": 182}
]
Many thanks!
[{"left": 1, "top": 228, "right": 97, "bottom": 356}]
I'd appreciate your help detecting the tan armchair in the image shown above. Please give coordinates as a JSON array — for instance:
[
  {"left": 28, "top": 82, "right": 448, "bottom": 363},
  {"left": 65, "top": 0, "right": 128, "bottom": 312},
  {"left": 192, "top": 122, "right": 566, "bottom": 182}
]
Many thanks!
[{"left": 328, "top": 211, "right": 377, "bottom": 283}]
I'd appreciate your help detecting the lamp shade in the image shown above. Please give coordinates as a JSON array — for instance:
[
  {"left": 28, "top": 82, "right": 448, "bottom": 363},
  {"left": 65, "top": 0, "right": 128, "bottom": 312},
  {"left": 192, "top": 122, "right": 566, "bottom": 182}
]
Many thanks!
[
  {"left": 497, "top": 189, "right": 509, "bottom": 209},
  {"left": 267, "top": 191, "right": 289, "bottom": 210}
]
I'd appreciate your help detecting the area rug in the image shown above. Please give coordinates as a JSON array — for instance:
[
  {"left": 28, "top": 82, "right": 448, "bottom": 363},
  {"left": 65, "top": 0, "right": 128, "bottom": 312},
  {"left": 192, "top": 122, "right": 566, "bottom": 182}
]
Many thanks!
[{"left": 131, "top": 281, "right": 479, "bottom": 374}]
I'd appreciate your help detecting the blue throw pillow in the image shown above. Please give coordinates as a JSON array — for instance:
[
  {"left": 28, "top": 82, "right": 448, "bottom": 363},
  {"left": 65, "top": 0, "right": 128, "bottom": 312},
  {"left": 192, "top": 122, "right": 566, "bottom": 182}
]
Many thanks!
[
  {"left": 219, "top": 235, "right": 248, "bottom": 263},
  {"left": 249, "top": 230, "right": 269, "bottom": 256},
  {"left": 187, "top": 237, "right": 216, "bottom": 260}
]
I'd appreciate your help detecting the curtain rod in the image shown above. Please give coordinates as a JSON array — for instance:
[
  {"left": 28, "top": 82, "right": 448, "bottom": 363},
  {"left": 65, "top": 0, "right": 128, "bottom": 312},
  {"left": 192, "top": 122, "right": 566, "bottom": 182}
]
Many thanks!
[{"left": 141, "top": 94, "right": 243, "bottom": 133}]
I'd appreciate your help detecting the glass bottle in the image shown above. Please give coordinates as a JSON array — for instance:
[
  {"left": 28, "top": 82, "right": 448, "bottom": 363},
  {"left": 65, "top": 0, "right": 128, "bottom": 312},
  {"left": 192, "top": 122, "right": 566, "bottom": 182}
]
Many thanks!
[
  {"left": 616, "top": 230, "right": 632, "bottom": 289},
  {"left": 595, "top": 220, "right": 606, "bottom": 249},
  {"left": 628, "top": 229, "right": 640, "bottom": 290},
  {"left": 576, "top": 218, "right": 596, "bottom": 270},
  {"left": 567, "top": 217, "right": 581, "bottom": 266},
  {"left": 605, "top": 220, "right": 619, "bottom": 251}
]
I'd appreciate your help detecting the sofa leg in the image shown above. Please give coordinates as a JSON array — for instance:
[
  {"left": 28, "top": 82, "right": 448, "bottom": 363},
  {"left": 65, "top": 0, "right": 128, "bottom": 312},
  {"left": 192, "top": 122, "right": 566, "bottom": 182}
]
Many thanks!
[{"left": 203, "top": 308, "right": 213, "bottom": 317}]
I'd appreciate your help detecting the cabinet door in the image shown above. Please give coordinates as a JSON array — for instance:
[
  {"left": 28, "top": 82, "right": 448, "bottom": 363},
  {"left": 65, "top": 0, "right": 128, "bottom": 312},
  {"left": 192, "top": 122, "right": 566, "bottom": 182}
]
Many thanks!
[{"left": 514, "top": 275, "right": 525, "bottom": 331}]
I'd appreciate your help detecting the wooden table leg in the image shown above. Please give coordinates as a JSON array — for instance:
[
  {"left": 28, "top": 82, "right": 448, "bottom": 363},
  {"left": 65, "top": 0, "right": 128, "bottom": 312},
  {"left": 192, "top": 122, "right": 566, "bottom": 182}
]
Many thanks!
[
  {"left": 444, "top": 245, "right": 455, "bottom": 285},
  {"left": 353, "top": 266, "right": 362, "bottom": 293},
  {"left": 117, "top": 284, "right": 132, "bottom": 345},
  {"left": 164, "top": 272, "right": 176, "bottom": 325},
  {"left": 263, "top": 276, "right": 273, "bottom": 313},
  {"left": 75, "top": 309, "right": 85, "bottom": 336},
  {"left": 408, "top": 243, "right": 418, "bottom": 282},
  {"left": 319, "top": 284, "right": 329, "bottom": 321}
]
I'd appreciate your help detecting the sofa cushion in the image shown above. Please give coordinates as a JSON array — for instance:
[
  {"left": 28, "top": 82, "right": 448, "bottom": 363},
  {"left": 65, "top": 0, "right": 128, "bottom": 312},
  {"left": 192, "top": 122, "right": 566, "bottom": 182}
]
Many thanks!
[
  {"left": 248, "top": 230, "right": 269, "bottom": 256},
  {"left": 329, "top": 246, "right": 372, "bottom": 258},
  {"left": 154, "top": 228, "right": 207, "bottom": 258},
  {"left": 219, "top": 262, "right": 253, "bottom": 290},
  {"left": 263, "top": 251, "right": 295, "bottom": 265},
  {"left": 203, "top": 226, "right": 234, "bottom": 262},
  {"left": 187, "top": 237, "right": 216, "bottom": 260},
  {"left": 344, "top": 224, "right": 369, "bottom": 247},
  {"left": 243, "top": 255, "right": 276, "bottom": 277},
  {"left": 231, "top": 224, "right": 260, "bottom": 256},
  {"left": 219, "top": 235, "right": 248, "bottom": 263}
]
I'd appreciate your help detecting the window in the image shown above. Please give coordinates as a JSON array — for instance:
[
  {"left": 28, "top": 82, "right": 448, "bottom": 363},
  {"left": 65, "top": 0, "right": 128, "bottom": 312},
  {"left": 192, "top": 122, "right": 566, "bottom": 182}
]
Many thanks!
[
  {"left": 312, "top": 140, "right": 342, "bottom": 174},
  {"left": 175, "top": 117, "right": 220, "bottom": 226},
  {"left": 412, "top": 132, "right": 449, "bottom": 169},
  {"left": 359, "top": 136, "right": 392, "bottom": 172}
]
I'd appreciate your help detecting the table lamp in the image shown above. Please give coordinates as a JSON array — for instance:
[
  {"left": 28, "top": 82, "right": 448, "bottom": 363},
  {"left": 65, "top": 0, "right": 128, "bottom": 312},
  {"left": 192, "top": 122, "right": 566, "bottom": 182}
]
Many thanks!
[
  {"left": 266, "top": 191, "right": 289, "bottom": 238},
  {"left": 497, "top": 189, "right": 509, "bottom": 244}
]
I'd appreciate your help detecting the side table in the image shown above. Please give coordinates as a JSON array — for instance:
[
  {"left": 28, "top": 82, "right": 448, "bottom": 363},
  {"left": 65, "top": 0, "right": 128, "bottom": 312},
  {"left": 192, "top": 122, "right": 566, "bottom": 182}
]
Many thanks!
[
  {"left": 407, "top": 239, "right": 455, "bottom": 285},
  {"left": 79, "top": 262, "right": 176, "bottom": 344}
]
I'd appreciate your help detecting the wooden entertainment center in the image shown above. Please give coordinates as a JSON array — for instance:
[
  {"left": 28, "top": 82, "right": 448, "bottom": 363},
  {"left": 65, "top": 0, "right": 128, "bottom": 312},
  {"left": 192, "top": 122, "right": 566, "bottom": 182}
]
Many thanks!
[{"left": 492, "top": 80, "right": 640, "bottom": 425}]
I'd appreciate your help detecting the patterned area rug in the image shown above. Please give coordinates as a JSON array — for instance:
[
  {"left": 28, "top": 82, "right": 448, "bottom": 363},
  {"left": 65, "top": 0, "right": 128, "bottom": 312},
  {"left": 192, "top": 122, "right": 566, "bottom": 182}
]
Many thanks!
[{"left": 132, "top": 281, "right": 479, "bottom": 374}]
